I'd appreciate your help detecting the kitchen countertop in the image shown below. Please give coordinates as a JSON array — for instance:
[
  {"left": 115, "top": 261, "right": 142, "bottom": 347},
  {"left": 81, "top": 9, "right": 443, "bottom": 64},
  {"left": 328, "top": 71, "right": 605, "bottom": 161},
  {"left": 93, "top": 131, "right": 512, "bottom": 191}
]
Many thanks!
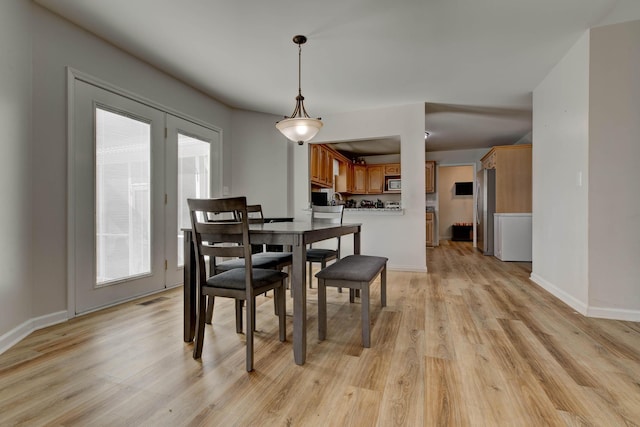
[{"left": 344, "top": 207, "right": 404, "bottom": 214}]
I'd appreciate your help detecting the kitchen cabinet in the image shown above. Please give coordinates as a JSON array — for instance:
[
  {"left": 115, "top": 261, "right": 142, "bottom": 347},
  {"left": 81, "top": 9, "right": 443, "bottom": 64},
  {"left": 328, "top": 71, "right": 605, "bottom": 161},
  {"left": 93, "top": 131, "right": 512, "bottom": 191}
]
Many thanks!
[
  {"left": 425, "top": 161, "right": 435, "bottom": 193},
  {"left": 353, "top": 165, "right": 367, "bottom": 193},
  {"left": 384, "top": 164, "right": 401, "bottom": 175},
  {"left": 310, "top": 144, "right": 333, "bottom": 188},
  {"left": 310, "top": 144, "right": 321, "bottom": 183},
  {"left": 425, "top": 212, "right": 434, "bottom": 247},
  {"left": 481, "top": 144, "right": 531, "bottom": 213},
  {"left": 366, "top": 165, "right": 384, "bottom": 194},
  {"left": 335, "top": 160, "right": 354, "bottom": 193}
]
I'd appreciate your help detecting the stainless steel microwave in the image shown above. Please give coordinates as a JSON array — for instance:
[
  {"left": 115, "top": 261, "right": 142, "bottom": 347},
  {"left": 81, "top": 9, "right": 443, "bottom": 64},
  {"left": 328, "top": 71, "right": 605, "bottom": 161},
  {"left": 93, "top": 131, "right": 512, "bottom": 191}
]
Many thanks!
[{"left": 387, "top": 178, "right": 401, "bottom": 190}]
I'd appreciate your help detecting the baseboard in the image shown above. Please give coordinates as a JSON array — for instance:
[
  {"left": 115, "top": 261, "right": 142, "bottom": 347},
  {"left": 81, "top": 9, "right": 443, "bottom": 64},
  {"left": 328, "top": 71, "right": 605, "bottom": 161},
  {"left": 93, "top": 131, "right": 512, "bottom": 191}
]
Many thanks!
[
  {"left": 587, "top": 306, "right": 640, "bottom": 322},
  {"left": 388, "top": 264, "right": 427, "bottom": 273},
  {"left": 529, "top": 273, "right": 588, "bottom": 315},
  {"left": 0, "top": 310, "right": 67, "bottom": 356}
]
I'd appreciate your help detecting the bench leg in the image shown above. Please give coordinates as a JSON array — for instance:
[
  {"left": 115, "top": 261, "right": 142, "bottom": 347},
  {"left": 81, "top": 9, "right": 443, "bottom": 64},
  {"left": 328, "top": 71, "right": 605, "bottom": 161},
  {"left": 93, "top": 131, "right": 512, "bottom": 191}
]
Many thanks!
[
  {"left": 381, "top": 265, "right": 387, "bottom": 307},
  {"left": 361, "top": 283, "right": 370, "bottom": 348},
  {"left": 318, "top": 278, "right": 327, "bottom": 341},
  {"left": 235, "top": 299, "right": 243, "bottom": 333}
]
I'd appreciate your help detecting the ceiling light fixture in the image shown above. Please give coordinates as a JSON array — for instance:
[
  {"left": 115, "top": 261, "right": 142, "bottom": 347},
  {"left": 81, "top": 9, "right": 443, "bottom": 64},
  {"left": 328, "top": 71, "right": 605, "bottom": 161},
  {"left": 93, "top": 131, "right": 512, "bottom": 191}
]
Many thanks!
[{"left": 276, "top": 35, "right": 322, "bottom": 145}]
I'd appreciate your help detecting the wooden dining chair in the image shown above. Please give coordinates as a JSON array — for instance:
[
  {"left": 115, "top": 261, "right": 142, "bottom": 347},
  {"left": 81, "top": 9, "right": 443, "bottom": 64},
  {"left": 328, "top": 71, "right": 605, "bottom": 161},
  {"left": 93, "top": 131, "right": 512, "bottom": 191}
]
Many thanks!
[
  {"left": 205, "top": 204, "right": 293, "bottom": 324},
  {"left": 307, "top": 205, "right": 344, "bottom": 288},
  {"left": 246, "top": 204, "right": 293, "bottom": 271},
  {"left": 188, "top": 196, "right": 287, "bottom": 372}
]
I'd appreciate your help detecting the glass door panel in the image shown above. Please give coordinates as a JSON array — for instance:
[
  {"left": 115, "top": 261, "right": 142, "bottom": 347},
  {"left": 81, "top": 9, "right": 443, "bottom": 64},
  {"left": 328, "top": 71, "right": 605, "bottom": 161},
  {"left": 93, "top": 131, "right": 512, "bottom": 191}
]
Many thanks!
[
  {"left": 95, "top": 108, "right": 152, "bottom": 284},
  {"left": 177, "top": 133, "right": 210, "bottom": 266},
  {"left": 165, "top": 114, "right": 221, "bottom": 286}
]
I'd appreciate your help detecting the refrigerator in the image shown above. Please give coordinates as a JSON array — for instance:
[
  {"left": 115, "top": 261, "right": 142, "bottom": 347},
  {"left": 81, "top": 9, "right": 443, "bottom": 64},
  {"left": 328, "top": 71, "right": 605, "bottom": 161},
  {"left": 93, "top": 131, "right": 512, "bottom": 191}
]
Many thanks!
[{"left": 476, "top": 168, "right": 496, "bottom": 255}]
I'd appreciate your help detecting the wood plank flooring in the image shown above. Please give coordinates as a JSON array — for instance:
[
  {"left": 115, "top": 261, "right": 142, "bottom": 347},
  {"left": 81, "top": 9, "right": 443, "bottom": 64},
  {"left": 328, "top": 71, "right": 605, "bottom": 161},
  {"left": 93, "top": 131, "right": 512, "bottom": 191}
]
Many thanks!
[{"left": 1, "top": 241, "right": 639, "bottom": 426}]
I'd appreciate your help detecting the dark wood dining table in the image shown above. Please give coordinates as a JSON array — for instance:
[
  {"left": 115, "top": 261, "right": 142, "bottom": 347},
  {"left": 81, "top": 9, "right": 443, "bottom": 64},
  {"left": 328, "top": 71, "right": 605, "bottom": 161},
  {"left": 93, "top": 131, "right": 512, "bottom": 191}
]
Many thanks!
[{"left": 183, "top": 220, "right": 362, "bottom": 365}]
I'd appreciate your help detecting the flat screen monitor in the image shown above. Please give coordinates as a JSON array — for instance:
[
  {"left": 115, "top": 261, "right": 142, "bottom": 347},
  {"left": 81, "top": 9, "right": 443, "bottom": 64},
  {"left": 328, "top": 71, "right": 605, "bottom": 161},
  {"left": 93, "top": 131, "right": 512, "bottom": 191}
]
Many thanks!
[{"left": 455, "top": 182, "right": 473, "bottom": 196}]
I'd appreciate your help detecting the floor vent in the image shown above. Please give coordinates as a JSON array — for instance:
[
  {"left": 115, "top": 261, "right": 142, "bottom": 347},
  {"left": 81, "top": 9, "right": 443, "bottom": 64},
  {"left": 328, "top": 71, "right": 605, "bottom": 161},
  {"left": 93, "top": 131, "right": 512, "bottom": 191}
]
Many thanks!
[{"left": 137, "top": 296, "right": 169, "bottom": 306}]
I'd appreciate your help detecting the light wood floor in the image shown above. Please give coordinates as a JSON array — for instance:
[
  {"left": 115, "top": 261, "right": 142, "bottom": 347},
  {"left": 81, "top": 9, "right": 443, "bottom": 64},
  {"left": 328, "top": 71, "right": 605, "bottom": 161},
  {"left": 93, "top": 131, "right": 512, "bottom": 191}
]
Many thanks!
[{"left": 1, "top": 241, "right": 639, "bottom": 426}]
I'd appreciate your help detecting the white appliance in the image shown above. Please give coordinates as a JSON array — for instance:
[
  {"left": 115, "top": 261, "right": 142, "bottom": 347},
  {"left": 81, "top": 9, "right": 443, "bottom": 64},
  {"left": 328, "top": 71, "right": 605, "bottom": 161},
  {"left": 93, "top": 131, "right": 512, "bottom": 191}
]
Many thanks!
[
  {"left": 476, "top": 168, "right": 496, "bottom": 255},
  {"left": 494, "top": 213, "right": 532, "bottom": 261}
]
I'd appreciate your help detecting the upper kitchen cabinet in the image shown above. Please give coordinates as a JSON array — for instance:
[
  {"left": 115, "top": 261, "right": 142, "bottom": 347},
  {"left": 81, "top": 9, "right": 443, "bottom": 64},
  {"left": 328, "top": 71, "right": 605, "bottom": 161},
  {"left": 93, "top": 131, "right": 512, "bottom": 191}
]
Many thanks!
[
  {"left": 335, "top": 160, "right": 354, "bottom": 193},
  {"left": 481, "top": 144, "right": 532, "bottom": 213},
  {"left": 425, "top": 161, "right": 435, "bottom": 193},
  {"left": 353, "top": 164, "right": 367, "bottom": 193},
  {"left": 310, "top": 144, "right": 333, "bottom": 188},
  {"left": 367, "top": 165, "right": 384, "bottom": 194}
]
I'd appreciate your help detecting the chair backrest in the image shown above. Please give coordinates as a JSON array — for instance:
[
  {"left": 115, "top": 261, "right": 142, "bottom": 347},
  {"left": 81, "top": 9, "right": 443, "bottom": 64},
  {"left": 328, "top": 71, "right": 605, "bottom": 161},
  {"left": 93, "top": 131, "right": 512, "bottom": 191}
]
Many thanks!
[
  {"left": 311, "top": 204, "right": 344, "bottom": 224},
  {"left": 310, "top": 205, "right": 344, "bottom": 251},
  {"left": 246, "top": 204, "right": 265, "bottom": 224},
  {"left": 188, "top": 197, "right": 253, "bottom": 294},
  {"left": 246, "top": 204, "right": 267, "bottom": 252}
]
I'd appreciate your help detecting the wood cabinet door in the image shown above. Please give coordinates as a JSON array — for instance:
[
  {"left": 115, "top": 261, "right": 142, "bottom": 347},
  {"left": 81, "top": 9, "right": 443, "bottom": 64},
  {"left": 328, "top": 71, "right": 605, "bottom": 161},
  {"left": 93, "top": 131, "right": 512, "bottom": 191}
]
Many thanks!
[
  {"left": 384, "top": 163, "right": 401, "bottom": 175},
  {"left": 425, "top": 161, "right": 435, "bottom": 193},
  {"left": 367, "top": 165, "right": 384, "bottom": 194},
  {"left": 324, "top": 150, "right": 334, "bottom": 186},
  {"left": 310, "top": 144, "right": 321, "bottom": 183},
  {"left": 425, "top": 213, "right": 434, "bottom": 246},
  {"left": 353, "top": 165, "right": 367, "bottom": 193}
]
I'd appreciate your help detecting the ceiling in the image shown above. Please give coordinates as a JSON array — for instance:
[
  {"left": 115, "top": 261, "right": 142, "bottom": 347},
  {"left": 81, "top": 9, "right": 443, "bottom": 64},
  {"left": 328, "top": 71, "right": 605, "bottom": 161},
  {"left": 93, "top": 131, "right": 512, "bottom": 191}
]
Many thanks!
[{"left": 35, "top": 0, "right": 618, "bottom": 152}]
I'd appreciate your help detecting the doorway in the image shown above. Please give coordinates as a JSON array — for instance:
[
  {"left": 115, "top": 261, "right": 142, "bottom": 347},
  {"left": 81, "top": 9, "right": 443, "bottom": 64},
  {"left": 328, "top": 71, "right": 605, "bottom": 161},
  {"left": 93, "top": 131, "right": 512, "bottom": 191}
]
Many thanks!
[
  {"left": 70, "top": 75, "right": 221, "bottom": 315},
  {"left": 437, "top": 165, "right": 475, "bottom": 242}
]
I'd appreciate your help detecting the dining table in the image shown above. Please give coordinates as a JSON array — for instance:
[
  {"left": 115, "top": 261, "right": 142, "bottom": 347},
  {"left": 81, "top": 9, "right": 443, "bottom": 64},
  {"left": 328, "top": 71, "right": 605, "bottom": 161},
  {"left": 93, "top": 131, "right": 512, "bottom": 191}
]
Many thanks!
[{"left": 183, "top": 220, "right": 362, "bottom": 365}]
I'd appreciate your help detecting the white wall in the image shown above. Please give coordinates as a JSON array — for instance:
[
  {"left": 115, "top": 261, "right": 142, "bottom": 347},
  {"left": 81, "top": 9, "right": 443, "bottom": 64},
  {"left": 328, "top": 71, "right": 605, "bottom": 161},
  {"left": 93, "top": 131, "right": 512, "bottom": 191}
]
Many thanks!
[
  {"left": 587, "top": 20, "right": 640, "bottom": 318},
  {"left": 296, "top": 104, "right": 426, "bottom": 271},
  {"left": 531, "top": 32, "right": 590, "bottom": 312},
  {"left": 30, "top": 5, "right": 233, "bottom": 319},
  {"left": 230, "top": 110, "right": 293, "bottom": 217},
  {"left": 0, "top": 0, "right": 33, "bottom": 347},
  {"left": 426, "top": 147, "right": 487, "bottom": 169}
]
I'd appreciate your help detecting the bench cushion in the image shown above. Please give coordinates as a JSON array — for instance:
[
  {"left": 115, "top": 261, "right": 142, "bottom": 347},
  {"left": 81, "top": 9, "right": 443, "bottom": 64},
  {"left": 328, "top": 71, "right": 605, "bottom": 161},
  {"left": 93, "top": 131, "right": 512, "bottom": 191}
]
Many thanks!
[{"left": 315, "top": 255, "right": 387, "bottom": 282}]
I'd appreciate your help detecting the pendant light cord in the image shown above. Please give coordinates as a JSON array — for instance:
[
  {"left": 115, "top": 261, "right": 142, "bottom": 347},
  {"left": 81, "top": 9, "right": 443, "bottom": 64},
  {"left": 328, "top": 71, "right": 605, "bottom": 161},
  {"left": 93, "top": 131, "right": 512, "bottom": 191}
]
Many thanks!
[{"left": 298, "top": 42, "right": 302, "bottom": 97}]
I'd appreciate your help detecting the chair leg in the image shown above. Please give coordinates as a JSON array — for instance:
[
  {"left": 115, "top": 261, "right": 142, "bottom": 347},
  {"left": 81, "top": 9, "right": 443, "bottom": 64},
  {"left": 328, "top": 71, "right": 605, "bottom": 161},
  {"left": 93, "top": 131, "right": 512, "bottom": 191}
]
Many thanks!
[
  {"left": 193, "top": 293, "right": 207, "bottom": 359},
  {"left": 318, "top": 278, "right": 327, "bottom": 341},
  {"left": 246, "top": 297, "right": 254, "bottom": 372},
  {"left": 235, "top": 299, "right": 243, "bottom": 333},
  {"left": 349, "top": 289, "right": 355, "bottom": 303},
  {"left": 205, "top": 295, "right": 214, "bottom": 324},
  {"left": 361, "top": 284, "right": 371, "bottom": 348},
  {"left": 277, "top": 284, "right": 286, "bottom": 342},
  {"left": 308, "top": 261, "right": 313, "bottom": 288}
]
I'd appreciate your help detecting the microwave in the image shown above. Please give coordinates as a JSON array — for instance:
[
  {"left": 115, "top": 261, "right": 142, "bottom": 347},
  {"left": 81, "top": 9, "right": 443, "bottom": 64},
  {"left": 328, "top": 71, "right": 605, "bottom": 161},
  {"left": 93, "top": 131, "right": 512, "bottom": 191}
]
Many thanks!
[{"left": 387, "top": 178, "right": 401, "bottom": 191}]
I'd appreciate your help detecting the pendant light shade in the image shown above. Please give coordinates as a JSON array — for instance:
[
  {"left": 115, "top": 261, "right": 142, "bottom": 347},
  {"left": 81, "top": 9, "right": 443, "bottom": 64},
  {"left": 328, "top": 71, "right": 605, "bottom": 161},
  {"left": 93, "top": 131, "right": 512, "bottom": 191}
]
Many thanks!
[
  {"left": 276, "top": 35, "right": 322, "bottom": 145},
  {"left": 276, "top": 116, "right": 322, "bottom": 143}
]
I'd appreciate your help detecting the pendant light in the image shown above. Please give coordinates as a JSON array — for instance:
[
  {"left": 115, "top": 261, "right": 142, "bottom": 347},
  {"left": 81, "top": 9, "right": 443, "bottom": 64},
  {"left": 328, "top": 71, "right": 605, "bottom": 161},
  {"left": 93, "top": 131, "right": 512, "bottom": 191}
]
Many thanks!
[{"left": 276, "top": 35, "right": 323, "bottom": 145}]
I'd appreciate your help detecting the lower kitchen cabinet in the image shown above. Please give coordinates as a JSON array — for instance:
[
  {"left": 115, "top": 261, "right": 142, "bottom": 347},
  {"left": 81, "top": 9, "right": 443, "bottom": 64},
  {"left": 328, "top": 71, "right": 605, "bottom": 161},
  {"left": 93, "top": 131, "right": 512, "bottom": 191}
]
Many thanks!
[{"left": 426, "top": 212, "right": 434, "bottom": 247}]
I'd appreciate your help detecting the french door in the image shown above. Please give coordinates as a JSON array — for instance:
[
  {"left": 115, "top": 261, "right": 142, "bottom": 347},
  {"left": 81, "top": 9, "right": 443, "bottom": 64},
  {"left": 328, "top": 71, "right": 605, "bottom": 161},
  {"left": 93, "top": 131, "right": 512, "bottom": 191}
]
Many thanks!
[
  {"left": 72, "top": 78, "right": 220, "bottom": 314},
  {"left": 165, "top": 114, "right": 221, "bottom": 286}
]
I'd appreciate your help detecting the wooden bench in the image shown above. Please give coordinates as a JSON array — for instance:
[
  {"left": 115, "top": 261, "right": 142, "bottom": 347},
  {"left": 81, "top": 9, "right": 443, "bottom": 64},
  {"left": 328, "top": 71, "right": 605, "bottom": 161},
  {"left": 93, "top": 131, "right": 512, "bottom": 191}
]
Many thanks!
[{"left": 315, "top": 255, "right": 388, "bottom": 348}]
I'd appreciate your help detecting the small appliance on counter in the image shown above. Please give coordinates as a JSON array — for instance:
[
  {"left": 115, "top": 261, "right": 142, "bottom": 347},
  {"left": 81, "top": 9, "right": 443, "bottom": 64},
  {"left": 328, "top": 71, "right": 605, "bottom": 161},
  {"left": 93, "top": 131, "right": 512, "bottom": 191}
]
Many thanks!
[
  {"left": 385, "top": 201, "right": 401, "bottom": 209},
  {"left": 375, "top": 199, "right": 384, "bottom": 208},
  {"left": 360, "top": 200, "right": 375, "bottom": 208},
  {"left": 344, "top": 199, "right": 357, "bottom": 208}
]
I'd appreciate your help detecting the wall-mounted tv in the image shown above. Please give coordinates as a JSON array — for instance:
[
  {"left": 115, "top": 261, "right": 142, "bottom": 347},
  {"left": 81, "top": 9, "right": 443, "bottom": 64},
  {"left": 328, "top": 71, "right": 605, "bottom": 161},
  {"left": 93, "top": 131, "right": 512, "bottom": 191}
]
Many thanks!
[{"left": 455, "top": 181, "right": 473, "bottom": 196}]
